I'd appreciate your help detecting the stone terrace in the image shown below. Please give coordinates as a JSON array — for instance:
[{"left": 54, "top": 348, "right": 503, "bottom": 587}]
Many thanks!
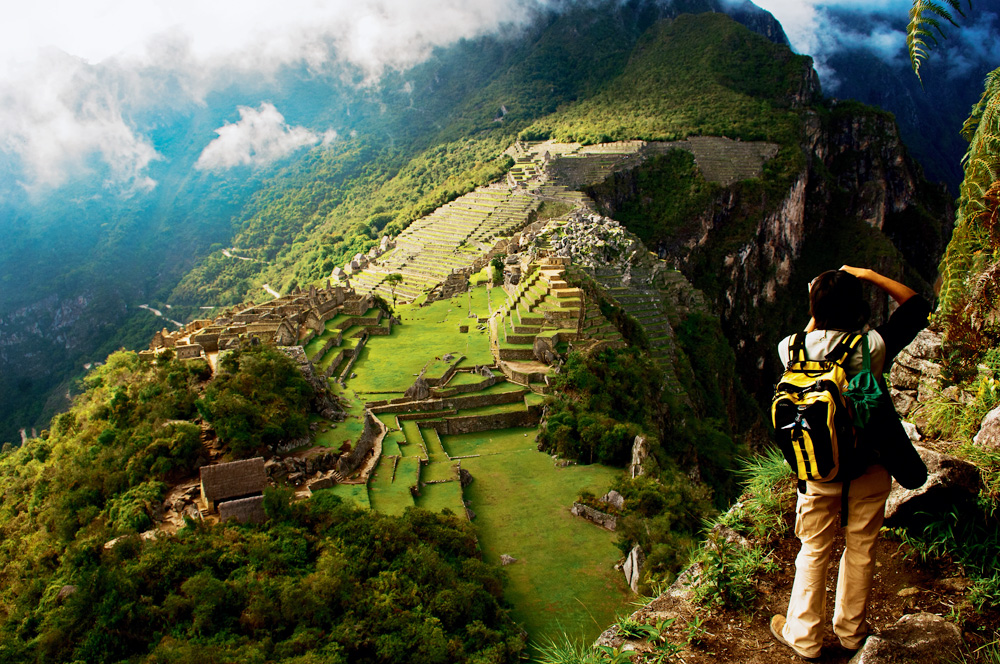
[
  {"left": 570, "top": 262, "right": 709, "bottom": 397},
  {"left": 344, "top": 186, "right": 543, "bottom": 304}
]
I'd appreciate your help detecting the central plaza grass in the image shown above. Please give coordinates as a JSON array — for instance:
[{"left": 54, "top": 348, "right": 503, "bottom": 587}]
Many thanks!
[
  {"left": 445, "top": 427, "right": 630, "bottom": 648},
  {"left": 344, "top": 286, "right": 502, "bottom": 394}
]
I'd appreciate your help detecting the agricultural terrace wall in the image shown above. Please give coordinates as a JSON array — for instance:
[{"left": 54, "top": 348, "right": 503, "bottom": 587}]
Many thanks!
[
  {"left": 322, "top": 350, "right": 347, "bottom": 379},
  {"left": 368, "top": 388, "right": 527, "bottom": 415},
  {"left": 499, "top": 363, "right": 548, "bottom": 385},
  {"left": 312, "top": 332, "right": 344, "bottom": 360},
  {"left": 431, "top": 375, "right": 498, "bottom": 397},
  {"left": 336, "top": 410, "right": 385, "bottom": 476},
  {"left": 396, "top": 410, "right": 458, "bottom": 422},
  {"left": 338, "top": 335, "right": 368, "bottom": 383},
  {"left": 420, "top": 409, "right": 539, "bottom": 436},
  {"left": 337, "top": 311, "right": 382, "bottom": 330},
  {"left": 366, "top": 318, "right": 394, "bottom": 336},
  {"left": 425, "top": 357, "right": 464, "bottom": 387}
]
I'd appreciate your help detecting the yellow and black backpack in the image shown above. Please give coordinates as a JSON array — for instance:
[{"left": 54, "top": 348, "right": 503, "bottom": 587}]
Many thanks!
[{"left": 771, "top": 332, "right": 863, "bottom": 485}]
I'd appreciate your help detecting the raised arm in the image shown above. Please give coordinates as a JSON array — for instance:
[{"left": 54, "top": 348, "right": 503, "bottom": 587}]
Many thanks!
[{"left": 840, "top": 265, "right": 916, "bottom": 305}]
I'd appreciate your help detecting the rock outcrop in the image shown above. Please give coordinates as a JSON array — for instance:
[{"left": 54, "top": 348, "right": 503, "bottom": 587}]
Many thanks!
[
  {"left": 623, "top": 545, "right": 646, "bottom": 594},
  {"left": 884, "top": 445, "right": 982, "bottom": 525},
  {"left": 848, "top": 613, "right": 963, "bottom": 664},
  {"left": 975, "top": 405, "right": 1000, "bottom": 449}
]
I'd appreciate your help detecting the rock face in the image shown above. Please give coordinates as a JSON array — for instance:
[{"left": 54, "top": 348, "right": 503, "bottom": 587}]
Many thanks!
[
  {"left": 884, "top": 445, "right": 982, "bottom": 525},
  {"left": 848, "top": 613, "right": 963, "bottom": 664},
  {"left": 889, "top": 329, "right": 945, "bottom": 420},
  {"left": 593, "top": 104, "right": 950, "bottom": 410},
  {"left": 623, "top": 545, "right": 646, "bottom": 594},
  {"left": 975, "top": 405, "right": 1000, "bottom": 449},
  {"left": 629, "top": 434, "right": 650, "bottom": 478}
]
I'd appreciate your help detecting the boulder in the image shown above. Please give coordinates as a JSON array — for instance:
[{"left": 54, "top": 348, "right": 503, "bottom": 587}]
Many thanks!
[
  {"left": 906, "top": 329, "right": 944, "bottom": 361},
  {"left": 848, "top": 613, "right": 962, "bottom": 664},
  {"left": 459, "top": 468, "right": 473, "bottom": 487},
  {"left": 500, "top": 554, "right": 517, "bottom": 566},
  {"left": 404, "top": 377, "right": 430, "bottom": 401},
  {"left": 56, "top": 585, "right": 78, "bottom": 603},
  {"left": 884, "top": 445, "right": 982, "bottom": 525},
  {"left": 623, "top": 545, "right": 645, "bottom": 594},
  {"left": 889, "top": 363, "right": 921, "bottom": 391},
  {"left": 974, "top": 405, "right": 1000, "bottom": 449},
  {"left": 891, "top": 389, "right": 918, "bottom": 418},
  {"left": 600, "top": 489, "right": 626, "bottom": 511}
]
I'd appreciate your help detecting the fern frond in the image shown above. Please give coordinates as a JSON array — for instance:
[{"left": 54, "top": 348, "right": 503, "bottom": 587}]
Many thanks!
[{"left": 907, "top": 0, "right": 965, "bottom": 82}]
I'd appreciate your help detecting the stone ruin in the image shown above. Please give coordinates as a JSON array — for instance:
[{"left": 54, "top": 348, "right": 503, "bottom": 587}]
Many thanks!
[{"left": 143, "top": 284, "right": 373, "bottom": 362}]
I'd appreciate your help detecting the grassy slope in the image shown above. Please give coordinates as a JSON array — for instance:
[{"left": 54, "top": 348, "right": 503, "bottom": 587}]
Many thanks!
[{"left": 445, "top": 428, "right": 630, "bottom": 646}]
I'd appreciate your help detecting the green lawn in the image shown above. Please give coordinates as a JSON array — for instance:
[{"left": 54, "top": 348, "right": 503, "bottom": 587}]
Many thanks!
[
  {"left": 447, "top": 428, "right": 630, "bottom": 646},
  {"left": 421, "top": 461, "right": 458, "bottom": 482},
  {"left": 368, "top": 455, "right": 418, "bottom": 515},
  {"left": 416, "top": 480, "right": 466, "bottom": 514},
  {"left": 446, "top": 371, "right": 490, "bottom": 387},
  {"left": 320, "top": 482, "right": 370, "bottom": 509},
  {"left": 345, "top": 286, "right": 501, "bottom": 394}
]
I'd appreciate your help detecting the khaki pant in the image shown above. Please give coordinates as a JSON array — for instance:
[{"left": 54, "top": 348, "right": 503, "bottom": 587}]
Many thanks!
[{"left": 782, "top": 465, "right": 892, "bottom": 658}]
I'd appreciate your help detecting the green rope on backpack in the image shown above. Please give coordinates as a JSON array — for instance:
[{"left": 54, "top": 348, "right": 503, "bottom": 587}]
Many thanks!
[{"left": 845, "top": 335, "right": 883, "bottom": 428}]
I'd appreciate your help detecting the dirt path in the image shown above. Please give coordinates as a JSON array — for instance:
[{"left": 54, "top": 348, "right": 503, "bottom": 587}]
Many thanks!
[{"left": 617, "top": 504, "right": 997, "bottom": 663}]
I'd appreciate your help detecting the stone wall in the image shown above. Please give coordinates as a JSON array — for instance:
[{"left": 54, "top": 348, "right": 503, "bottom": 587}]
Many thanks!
[
  {"left": 431, "top": 374, "right": 498, "bottom": 397},
  {"left": 397, "top": 410, "right": 458, "bottom": 422},
  {"left": 571, "top": 502, "right": 617, "bottom": 531},
  {"left": 369, "top": 388, "right": 527, "bottom": 415},
  {"left": 336, "top": 410, "right": 385, "bottom": 476},
  {"left": 420, "top": 409, "right": 539, "bottom": 436},
  {"left": 322, "top": 350, "right": 347, "bottom": 379},
  {"left": 337, "top": 335, "right": 368, "bottom": 384}
]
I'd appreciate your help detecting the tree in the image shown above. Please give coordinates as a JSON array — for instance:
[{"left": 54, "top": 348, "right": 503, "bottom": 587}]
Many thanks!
[{"left": 386, "top": 273, "right": 404, "bottom": 308}]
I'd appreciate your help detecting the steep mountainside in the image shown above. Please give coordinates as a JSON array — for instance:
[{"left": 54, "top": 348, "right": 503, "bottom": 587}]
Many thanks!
[{"left": 0, "top": 0, "right": 788, "bottom": 446}]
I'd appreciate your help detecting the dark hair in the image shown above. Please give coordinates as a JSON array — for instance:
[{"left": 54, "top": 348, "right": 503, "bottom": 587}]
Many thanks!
[{"left": 809, "top": 270, "right": 870, "bottom": 331}]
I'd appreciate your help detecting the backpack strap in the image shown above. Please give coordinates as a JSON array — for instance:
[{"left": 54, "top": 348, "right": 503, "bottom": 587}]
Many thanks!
[
  {"left": 789, "top": 332, "right": 808, "bottom": 364},
  {"left": 825, "top": 333, "right": 863, "bottom": 367}
]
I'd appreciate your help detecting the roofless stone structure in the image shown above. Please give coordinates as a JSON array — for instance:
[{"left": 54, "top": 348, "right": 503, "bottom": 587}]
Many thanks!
[{"left": 200, "top": 457, "right": 267, "bottom": 512}]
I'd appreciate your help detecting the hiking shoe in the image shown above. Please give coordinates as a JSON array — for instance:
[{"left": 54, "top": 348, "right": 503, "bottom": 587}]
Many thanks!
[{"left": 769, "top": 615, "right": 820, "bottom": 661}]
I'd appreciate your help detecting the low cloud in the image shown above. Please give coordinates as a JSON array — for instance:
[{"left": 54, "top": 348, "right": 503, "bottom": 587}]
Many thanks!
[
  {"left": 195, "top": 103, "right": 329, "bottom": 170},
  {"left": 0, "top": 49, "right": 159, "bottom": 191},
  {"left": 1, "top": 0, "right": 551, "bottom": 191}
]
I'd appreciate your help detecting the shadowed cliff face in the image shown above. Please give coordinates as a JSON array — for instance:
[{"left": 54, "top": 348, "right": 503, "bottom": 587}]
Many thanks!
[{"left": 590, "top": 99, "right": 953, "bottom": 411}]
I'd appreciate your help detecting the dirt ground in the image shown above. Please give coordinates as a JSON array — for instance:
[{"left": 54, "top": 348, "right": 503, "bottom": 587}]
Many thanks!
[{"left": 625, "top": 508, "right": 999, "bottom": 663}]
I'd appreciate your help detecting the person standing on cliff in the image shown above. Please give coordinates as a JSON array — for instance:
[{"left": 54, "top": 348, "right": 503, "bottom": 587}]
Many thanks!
[{"left": 770, "top": 265, "right": 930, "bottom": 660}]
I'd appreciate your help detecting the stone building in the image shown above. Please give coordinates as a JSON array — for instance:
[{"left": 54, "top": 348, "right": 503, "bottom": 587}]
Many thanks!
[
  {"left": 147, "top": 283, "right": 366, "bottom": 358},
  {"left": 200, "top": 457, "right": 267, "bottom": 513}
]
